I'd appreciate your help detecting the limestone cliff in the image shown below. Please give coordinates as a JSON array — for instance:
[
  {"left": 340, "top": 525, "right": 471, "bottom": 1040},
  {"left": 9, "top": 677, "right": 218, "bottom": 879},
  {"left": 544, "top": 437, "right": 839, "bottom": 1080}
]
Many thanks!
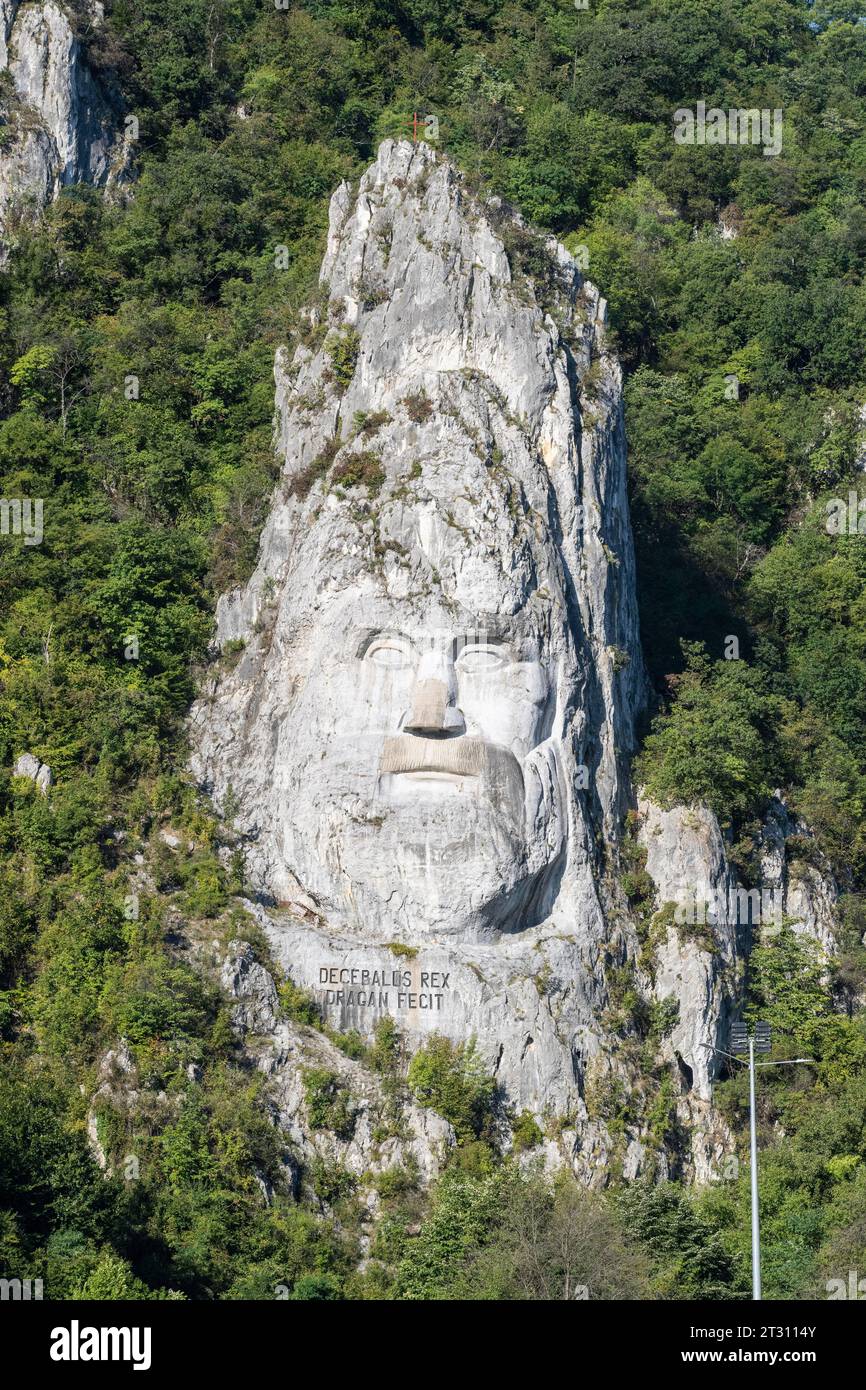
[
  {"left": 0, "top": 0, "right": 128, "bottom": 261},
  {"left": 634, "top": 792, "right": 839, "bottom": 1181},
  {"left": 191, "top": 139, "right": 646, "bottom": 1167},
  {"left": 189, "top": 140, "right": 837, "bottom": 1185}
]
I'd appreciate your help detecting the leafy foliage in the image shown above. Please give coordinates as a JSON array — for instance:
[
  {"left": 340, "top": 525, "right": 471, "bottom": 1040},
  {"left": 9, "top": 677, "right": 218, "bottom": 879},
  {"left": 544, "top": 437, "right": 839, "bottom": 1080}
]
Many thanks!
[
  {"left": 1, "top": 0, "right": 866, "bottom": 1300},
  {"left": 407, "top": 1036, "right": 496, "bottom": 1141},
  {"left": 637, "top": 642, "right": 785, "bottom": 823}
]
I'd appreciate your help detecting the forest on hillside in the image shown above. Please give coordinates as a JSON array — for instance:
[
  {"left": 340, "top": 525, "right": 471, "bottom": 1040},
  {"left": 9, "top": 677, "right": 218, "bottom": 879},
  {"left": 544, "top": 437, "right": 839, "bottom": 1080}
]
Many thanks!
[{"left": 2, "top": 0, "right": 866, "bottom": 1300}]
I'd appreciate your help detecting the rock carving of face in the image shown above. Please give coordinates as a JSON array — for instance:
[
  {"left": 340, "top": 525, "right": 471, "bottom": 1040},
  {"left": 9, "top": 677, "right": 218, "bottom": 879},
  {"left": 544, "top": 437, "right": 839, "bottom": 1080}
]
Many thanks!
[{"left": 271, "top": 589, "right": 568, "bottom": 939}]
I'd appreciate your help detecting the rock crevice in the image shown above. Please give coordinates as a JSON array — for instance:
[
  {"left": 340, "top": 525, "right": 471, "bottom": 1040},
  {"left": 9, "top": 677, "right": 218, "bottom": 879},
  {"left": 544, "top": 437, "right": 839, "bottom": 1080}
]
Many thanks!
[{"left": 0, "top": 0, "right": 128, "bottom": 260}]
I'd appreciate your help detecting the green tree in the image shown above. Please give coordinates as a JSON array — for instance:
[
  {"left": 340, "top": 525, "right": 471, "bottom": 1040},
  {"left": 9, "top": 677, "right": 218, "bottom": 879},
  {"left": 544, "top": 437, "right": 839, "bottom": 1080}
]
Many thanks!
[
  {"left": 636, "top": 643, "right": 784, "bottom": 823},
  {"left": 407, "top": 1036, "right": 495, "bottom": 1141}
]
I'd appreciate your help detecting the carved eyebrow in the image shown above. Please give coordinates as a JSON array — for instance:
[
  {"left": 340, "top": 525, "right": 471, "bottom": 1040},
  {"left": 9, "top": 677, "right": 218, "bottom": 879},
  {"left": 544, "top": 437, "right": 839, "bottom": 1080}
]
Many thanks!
[
  {"left": 453, "top": 631, "right": 508, "bottom": 653},
  {"left": 456, "top": 627, "right": 546, "bottom": 664},
  {"left": 355, "top": 630, "right": 413, "bottom": 659}
]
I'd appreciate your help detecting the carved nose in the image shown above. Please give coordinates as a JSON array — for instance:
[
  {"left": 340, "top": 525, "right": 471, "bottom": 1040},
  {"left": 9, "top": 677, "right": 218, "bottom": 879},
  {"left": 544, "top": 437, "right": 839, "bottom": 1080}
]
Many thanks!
[{"left": 403, "top": 650, "right": 465, "bottom": 735}]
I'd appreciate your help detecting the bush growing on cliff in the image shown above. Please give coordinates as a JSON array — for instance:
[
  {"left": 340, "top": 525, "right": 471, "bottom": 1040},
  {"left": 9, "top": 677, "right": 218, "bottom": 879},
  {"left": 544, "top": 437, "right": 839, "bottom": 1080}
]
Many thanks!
[
  {"left": 324, "top": 329, "right": 360, "bottom": 390},
  {"left": 745, "top": 925, "right": 866, "bottom": 1086},
  {"left": 407, "top": 1036, "right": 496, "bottom": 1142},
  {"left": 636, "top": 642, "right": 784, "bottom": 824},
  {"left": 303, "top": 1068, "right": 356, "bottom": 1141}
]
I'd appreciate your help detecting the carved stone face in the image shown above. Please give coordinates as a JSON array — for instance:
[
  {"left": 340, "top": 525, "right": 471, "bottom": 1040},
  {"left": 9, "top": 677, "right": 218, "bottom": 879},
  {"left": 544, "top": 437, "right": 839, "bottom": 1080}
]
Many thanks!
[{"left": 269, "top": 576, "right": 569, "bottom": 939}]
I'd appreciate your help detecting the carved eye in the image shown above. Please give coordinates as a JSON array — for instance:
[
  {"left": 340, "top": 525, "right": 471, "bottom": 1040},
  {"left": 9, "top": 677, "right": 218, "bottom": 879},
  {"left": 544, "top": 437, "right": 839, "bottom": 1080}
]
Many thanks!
[
  {"left": 457, "top": 644, "right": 506, "bottom": 673},
  {"left": 366, "top": 638, "right": 413, "bottom": 670}
]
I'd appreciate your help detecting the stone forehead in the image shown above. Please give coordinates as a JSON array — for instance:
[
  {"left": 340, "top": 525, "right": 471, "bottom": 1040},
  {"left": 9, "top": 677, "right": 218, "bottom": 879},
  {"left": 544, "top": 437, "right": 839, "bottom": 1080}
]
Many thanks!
[
  {"left": 280, "top": 483, "right": 569, "bottom": 642},
  {"left": 277, "top": 557, "right": 563, "bottom": 658}
]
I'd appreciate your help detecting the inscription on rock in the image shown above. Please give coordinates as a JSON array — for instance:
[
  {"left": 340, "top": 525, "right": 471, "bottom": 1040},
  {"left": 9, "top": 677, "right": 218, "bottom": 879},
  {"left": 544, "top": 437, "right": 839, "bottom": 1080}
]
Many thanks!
[{"left": 318, "top": 964, "right": 451, "bottom": 1012}]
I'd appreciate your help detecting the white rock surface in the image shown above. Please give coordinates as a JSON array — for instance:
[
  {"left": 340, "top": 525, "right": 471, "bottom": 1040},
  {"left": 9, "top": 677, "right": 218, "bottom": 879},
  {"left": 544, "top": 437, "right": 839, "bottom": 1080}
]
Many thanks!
[
  {"left": 86, "top": 1038, "right": 138, "bottom": 1171},
  {"left": 637, "top": 798, "right": 740, "bottom": 1103},
  {"left": 222, "top": 939, "right": 453, "bottom": 1190},
  {"left": 190, "top": 139, "right": 647, "bottom": 1142},
  {"left": 636, "top": 791, "right": 839, "bottom": 1182},
  {"left": 0, "top": 0, "right": 128, "bottom": 260},
  {"left": 757, "top": 795, "right": 838, "bottom": 952},
  {"left": 13, "top": 750, "right": 52, "bottom": 792}
]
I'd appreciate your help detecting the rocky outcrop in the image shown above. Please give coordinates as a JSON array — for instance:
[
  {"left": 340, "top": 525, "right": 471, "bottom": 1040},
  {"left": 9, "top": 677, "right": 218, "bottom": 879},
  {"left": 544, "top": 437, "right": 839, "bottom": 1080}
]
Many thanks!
[
  {"left": 189, "top": 140, "right": 840, "bottom": 1186},
  {"left": 87, "top": 935, "right": 454, "bottom": 1209},
  {"left": 0, "top": 0, "right": 128, "bottom": 260},
  {"left": 190, "top": 138, "right": 648, "bottom": 1164},
  {"left": 638, "top": 793, "right": 839, "bottom": 1092},
  {"left": 13, "top": 750, "right": 52, "bottom": 792},
  {"left": 637, "top": 799, "right": 740, "bottom": 1103},
  {"left": 635, "top": 791, "right": 840, "bottom": 1182},
  {"left": 756, "top": 794, "right": 838, "bottom": 952},
  {"left": 222, "top": 939, "right": 453, "bottom": 1192},
  {"left": 86, "top": 1038, "right": 138, "bottom": 1170},
  {"left": 635, "top": 799, "right": 740, "bottom": 1183}
]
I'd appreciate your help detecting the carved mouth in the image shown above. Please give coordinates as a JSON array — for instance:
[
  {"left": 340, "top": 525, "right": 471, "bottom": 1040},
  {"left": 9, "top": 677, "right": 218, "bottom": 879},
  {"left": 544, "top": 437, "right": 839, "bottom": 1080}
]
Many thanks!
[{"left": 379, "top": 734, "right": 486, "bottom": 778}]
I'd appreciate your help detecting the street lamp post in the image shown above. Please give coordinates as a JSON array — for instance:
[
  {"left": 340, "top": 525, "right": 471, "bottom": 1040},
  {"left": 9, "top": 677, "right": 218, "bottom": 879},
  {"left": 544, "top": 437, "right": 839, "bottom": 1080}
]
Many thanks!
[
  {"left": 731, "top": 1022, "right": 771, "bottom": 1300},
  {"left": 704, "top": 1023, "right": 813, "bottom": 1301},
  {"left": 748, "top": 1035, "right": 760, "bottom": 1299}
]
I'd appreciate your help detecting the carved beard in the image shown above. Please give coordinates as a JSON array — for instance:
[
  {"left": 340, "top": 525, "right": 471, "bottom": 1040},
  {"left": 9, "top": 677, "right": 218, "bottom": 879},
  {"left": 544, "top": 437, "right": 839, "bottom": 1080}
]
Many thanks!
[{"left": 269, "top": 731, "right": 567, "bottom": 939}]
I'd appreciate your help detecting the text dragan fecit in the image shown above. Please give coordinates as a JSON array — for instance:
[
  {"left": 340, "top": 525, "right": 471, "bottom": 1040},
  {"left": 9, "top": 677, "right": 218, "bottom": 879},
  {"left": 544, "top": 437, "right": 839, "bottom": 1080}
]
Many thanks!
[{"left": 319, "top": 964, "right": 451, "bottom": 1011}]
